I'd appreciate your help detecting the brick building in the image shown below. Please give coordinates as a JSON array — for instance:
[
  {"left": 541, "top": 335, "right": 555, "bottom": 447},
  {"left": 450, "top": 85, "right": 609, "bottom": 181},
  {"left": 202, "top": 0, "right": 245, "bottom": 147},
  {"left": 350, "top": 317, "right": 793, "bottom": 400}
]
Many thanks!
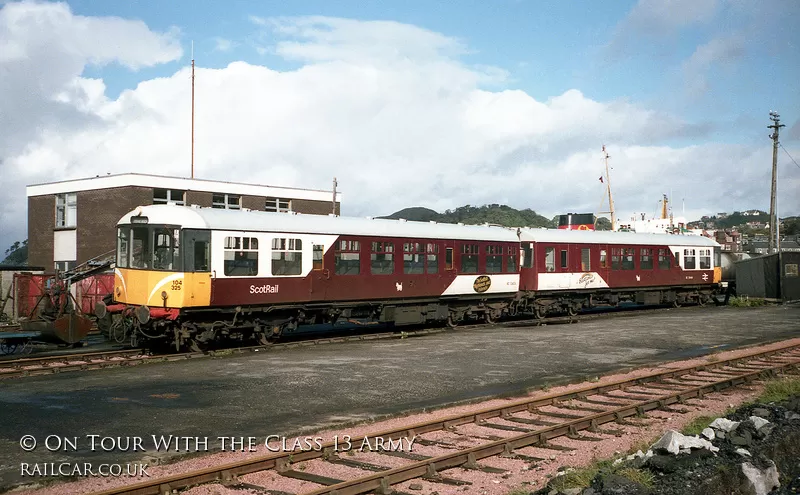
[{"left": 26, "top": 173, "right": 341, "bottom": 271}]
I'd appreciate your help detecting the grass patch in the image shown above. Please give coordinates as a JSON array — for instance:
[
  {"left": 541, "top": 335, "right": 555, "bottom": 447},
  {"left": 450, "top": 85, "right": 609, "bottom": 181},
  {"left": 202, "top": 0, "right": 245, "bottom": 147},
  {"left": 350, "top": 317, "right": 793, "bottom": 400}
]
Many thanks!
[
  {"left": 758, "top": 376, "right": 800, "bottom": 403},
  {"left": 682, "top": 415, "right": 715, "bottom": 436},
  {"left": 727, "top": 296, "right": 767, "bottom": 307},
  {"left": 616, "top": 467, "right": 655, "bottom": 488},
  {"left": 548, "top": 464, "right": 603, "bottom": 491}
]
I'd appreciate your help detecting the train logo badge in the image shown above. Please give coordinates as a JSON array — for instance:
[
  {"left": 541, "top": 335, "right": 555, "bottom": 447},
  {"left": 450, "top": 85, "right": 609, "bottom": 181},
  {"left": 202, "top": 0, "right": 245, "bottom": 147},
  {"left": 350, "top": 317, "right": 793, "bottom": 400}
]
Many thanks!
[
  {"left": 473, "top": 275, "right": 491, "bottom": 293},
  {"left": 578, "top": 273, "right": 595, "bottom": 287}
]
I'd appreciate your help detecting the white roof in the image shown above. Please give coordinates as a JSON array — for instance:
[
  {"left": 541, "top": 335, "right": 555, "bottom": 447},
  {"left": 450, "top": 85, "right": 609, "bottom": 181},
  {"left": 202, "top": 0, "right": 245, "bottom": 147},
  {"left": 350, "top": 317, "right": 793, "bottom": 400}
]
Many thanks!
[
  {"left": 26, "top": 173, "right": 339, "bottom": 202},
  {"left": 519, "top": 228, "right": 720, "bottom": 247},
  {"left": 118, "top": 205, "right": 520, "bottom": 242}
]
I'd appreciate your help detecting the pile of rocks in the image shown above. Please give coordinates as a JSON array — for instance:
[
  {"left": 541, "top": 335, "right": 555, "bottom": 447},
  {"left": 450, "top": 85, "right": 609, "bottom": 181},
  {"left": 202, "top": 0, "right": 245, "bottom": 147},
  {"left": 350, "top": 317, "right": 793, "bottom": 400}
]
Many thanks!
[{"left": 532, "top": 396, "right": 800, "bottom": 495}]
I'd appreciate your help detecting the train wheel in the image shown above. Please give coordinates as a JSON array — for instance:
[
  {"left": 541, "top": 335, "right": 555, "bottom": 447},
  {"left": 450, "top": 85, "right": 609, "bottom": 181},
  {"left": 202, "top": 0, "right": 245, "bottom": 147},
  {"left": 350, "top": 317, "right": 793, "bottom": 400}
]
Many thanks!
[
  {"left": 566, "top": 305, "right": 578, "bottom": 317},
  {"left": 484, "top": 312, "right": 495, "bottom": 324},
  {"left": 447, "top": 314, "right": 459, "bottom": 328},
  {"left": 534, "top": 306, "right": 546, "bottom": 320},
  {"left": 673, "top": 299, "right": 682, "bottom": 308}
]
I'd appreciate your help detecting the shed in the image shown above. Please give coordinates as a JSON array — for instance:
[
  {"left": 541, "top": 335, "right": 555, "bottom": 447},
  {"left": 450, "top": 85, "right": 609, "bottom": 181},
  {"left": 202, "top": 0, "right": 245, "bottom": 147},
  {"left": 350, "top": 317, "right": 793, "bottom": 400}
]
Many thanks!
[{"left": 734, "top": 252, "right": 800, "bottom": 302}]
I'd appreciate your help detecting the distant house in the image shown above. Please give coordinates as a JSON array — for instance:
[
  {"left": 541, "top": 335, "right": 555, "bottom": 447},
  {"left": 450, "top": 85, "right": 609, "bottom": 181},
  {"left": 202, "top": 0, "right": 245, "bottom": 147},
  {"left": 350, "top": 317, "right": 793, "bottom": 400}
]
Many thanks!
[{"left": 717, "top": 212, "right": 728, "bottom": 219}]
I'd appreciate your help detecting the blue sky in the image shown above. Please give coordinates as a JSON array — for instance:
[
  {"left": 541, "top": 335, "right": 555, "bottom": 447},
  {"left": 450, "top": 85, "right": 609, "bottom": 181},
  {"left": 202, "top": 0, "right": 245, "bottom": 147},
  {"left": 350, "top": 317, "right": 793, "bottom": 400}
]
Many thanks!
[{"left": 0, "top": 0, "right": 798, "bottom": 245}]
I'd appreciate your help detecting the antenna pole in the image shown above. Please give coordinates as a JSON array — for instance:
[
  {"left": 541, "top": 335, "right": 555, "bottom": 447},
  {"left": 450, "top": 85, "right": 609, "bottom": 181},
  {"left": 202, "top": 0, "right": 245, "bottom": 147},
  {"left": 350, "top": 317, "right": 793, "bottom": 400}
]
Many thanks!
[
  {"left": 332, "top": 177, "right": 338, "bottom": 215},
  {"left": 191, "top": 41, "right": 195, "bottom": 179},
  {"left": 603, "top": 145, "right": 616, "bottom": 231},
  {"left": 768, "top": 111, "right": 784, "bottom": 254}
]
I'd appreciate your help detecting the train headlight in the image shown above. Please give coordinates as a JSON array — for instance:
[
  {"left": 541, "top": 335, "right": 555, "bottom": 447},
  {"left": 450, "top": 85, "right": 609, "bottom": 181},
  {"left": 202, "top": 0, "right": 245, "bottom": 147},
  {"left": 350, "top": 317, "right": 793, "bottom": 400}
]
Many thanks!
[{"left": 161, "top": 291, "right": 168, "bottom": 300}]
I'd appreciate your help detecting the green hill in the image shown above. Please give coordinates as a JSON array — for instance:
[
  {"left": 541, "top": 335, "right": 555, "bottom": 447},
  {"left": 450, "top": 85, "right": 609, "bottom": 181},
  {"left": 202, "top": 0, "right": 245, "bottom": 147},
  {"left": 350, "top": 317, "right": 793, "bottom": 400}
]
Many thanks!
[
  {"left": 1, "top": 241, "right": 27, "bottom": 266},
  {"left": 381, "top": 204, "right": 554, "bottom": 228}
]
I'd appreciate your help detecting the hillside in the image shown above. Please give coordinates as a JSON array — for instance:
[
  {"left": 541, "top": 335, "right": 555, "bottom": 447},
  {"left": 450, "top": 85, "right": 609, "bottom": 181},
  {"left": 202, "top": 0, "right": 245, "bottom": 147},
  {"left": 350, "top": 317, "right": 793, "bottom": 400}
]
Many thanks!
[{"left": 381, "top": 204, "right": 554, "bottom": 228}]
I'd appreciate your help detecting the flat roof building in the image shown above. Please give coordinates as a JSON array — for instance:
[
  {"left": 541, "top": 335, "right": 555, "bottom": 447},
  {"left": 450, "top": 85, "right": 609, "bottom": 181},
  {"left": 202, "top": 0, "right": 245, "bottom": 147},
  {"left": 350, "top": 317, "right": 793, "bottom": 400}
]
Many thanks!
[{"left": 26, "top": 173, "right": 341, "bottom": 271}]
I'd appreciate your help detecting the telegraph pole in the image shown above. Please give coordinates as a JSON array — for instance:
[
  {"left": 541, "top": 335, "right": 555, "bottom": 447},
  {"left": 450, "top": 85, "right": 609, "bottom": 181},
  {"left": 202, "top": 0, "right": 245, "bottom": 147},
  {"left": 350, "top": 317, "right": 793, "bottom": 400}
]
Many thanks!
[
  {"left": 768, "top": 111, "right": 784, "bottom": 254},
  {"left": 191, "top": 41, "right": 195, "bottom": 179},
  {"left": 603, "top": 145, "right": 616, "bottom": 231}
]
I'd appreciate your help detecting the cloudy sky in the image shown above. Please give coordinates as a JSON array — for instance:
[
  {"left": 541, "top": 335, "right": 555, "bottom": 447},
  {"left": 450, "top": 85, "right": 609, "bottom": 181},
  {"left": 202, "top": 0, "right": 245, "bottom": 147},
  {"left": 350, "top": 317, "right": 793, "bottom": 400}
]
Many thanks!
[{"left": 1, "top": 0, "right": 799, "bottom": 245}]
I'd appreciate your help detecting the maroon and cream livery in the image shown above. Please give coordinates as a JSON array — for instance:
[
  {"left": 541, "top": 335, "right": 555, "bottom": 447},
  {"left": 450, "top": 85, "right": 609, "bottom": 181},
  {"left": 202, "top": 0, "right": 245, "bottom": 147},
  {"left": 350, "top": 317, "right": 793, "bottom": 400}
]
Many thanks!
[{"left": 99, "top": 204, "right": 721, "bottom": 351}]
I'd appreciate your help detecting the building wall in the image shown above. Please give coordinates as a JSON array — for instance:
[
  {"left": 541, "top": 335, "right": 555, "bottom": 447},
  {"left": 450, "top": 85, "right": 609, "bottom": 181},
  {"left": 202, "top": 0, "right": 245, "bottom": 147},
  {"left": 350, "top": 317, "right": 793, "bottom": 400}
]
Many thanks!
[
  {"left": 27, "top": 195, "right": 55, "bottom": 269},
  {"left": 293, "top": 199, "right": 340, "bottom": 216},
  {"left": 186, "top": 191, "right": 213, "bottom": 207},
  {"left": 242, "top": 195, "right": 265, "bottom": 211}
]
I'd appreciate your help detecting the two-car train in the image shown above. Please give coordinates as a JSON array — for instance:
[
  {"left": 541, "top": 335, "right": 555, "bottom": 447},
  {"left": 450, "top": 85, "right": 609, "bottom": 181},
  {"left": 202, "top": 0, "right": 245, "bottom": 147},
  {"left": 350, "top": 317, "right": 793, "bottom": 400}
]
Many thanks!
[{"left": 95, "top": 204, "right": 722, "bottom": 351}]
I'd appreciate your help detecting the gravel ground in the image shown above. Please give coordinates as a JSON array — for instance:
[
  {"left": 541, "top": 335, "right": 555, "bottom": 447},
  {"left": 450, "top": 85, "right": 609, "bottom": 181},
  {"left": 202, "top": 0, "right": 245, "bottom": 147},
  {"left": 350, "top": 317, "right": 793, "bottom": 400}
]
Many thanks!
[{"left": 11, "top": 336, "right": 799, "bottom": 495}]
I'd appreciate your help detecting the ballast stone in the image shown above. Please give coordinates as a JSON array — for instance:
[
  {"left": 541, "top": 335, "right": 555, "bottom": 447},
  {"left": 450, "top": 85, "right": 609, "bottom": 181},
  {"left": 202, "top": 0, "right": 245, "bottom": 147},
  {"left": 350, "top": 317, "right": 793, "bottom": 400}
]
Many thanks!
[
  {"left": 701, "top": 427, "right": 715, "bottom": 440},
  {"left": 650, "top": 430, "right": 719, "bottom": 455},
  {"left": 709, "top": 417, "right": 740, "bottom": 432},
  {"left": 740, "top": 460, "right": 780, "bottom": 495}
]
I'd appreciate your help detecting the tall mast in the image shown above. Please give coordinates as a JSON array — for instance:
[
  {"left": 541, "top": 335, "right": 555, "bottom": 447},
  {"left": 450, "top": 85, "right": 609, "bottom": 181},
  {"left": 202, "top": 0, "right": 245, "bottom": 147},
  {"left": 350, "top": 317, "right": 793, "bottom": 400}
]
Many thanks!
[
  {"left": 191, "top": 41, "right": 195, "bottom": 179},
  {"left": 332, "top": 177, "right": 338, "bottom": 215},
  {"left": 661, "top": 194, "right": 668, "bottom": 219},
  {"left": 603, "top": 145, "right": 616, "bottom": 231}
]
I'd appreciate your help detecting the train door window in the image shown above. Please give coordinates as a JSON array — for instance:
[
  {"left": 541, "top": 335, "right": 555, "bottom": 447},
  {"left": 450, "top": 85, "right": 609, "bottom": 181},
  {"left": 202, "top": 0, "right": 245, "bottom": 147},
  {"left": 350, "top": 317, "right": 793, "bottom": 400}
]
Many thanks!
[
  {"left": 699, "top": 249, "right": 711, "bottom": 269},
  {"left": 460, "top": 244, "right": 479, "bottom": 274},
  {"left": 402, "top": 242, "right": 424, "bottom": 274},
  {"left": 675, "top": 251, "right": 680, "bottom": 268},
  {"left": 335, "top": 240, "right": 360, "bottom": 275},
  {"left": 684, "top": 249, "right": 696, "bottom": 269},
  {"left": 581, "top": 248, "right": 591, "bottom": 271},
  {"left": 521, "top": 243, "right": 533, "bottom": 269},
  {"left": 640, "top": 248, "right": 653, "bottom": 270},
  {"left": 600, "top": 249, "right": 608, "bottom": 269},
  {"left": 272, "top": 238, "right": 302, "bottom": 275},
  {"left": 117, "top": 228, "right": 130, "bottom": 268},
  {"left": 445, "top": 247, "right": 454, "bottom": 270},
  {"left": 426, "top": 243, "right": 439, "bottom": 274},
  {"left": 183, "top": 230, "right": 210, "bottom": 272},
  {"left": 371, "top": 241, "right": 394, "bottom": 275},
  {"left": 312, "top": 245, "right": 324, "bottom": 270},
  {"left": 611, "top": 248, "right": 622, "bottom": 270},
  {"left": 130, "top": 226, "right": 152, "bottom": 269},
  {"left": 506, "top": 246, "right": 517, "bottom": 273},
  {"left": 658, "top": 248, "right": 670, "bottom": 270},
  {"left": 224, "top": 236, "right": 259, "bottom": 276},
  {"left": 486, "top": 245, "right": 503, "bottom": 273},
  {"left": 545, "top": 247, "right": 555, "bottom": 272},
  {"left": 560, "top": 250, "right": 568, "bottom": 269},
  {"left": 622, "top": 248, "right": 635, "bottom": 270}
]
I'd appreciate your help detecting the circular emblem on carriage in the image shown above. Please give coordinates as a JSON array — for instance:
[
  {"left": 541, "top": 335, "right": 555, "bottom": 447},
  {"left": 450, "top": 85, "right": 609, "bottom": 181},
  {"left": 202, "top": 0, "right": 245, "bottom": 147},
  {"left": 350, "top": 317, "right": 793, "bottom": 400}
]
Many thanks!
[{"left": 473, "top": 275, "right": 491, "bottom": 293}]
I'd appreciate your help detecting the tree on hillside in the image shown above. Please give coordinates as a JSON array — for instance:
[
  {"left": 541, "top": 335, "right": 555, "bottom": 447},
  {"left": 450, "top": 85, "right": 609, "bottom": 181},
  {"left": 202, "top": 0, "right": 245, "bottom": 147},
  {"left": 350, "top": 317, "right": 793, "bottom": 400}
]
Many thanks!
[
  {"left": 1, "top": 239, "right": 28, "bottom": 266},
  {"left": 595, "top": 217, "right": 612, "bottom": 231}
]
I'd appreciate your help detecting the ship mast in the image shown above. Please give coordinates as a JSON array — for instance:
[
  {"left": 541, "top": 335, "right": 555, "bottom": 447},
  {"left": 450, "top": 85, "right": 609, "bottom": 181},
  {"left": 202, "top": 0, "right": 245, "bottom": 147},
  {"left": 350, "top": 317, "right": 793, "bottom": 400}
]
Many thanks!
[
  {"left": 661, "top": 194, "right": 668, "bottom": 219},
  {"left": 603, "top": 145, "right": 616, "bottom": 230}
]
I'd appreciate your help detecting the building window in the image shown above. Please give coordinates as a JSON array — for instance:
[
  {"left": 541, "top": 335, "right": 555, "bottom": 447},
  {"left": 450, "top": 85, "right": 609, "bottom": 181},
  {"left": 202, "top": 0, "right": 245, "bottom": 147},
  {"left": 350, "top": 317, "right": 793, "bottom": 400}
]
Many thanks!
[
  {"left": 272, "top": 238, "right": 302, "bottom": 275},
  {"left": 506, "top": 246, "right": 517, "bottom": 273},
  {"left": 403, "top": 242, "right": 424, "bottom": 274},
  {"left": 522, "top": 243, "right": 533, "bottom": 269},
  {"left": 313, "top": 245, "right": 324, "bottom": 270},
  {"left": 640, "top": 248, "right": 653, "bottom": 270},
  {"left": 335, "top": 240, "right": 360, "bottom": 275},
  {"left": 699, "top": 249, "right": 711, "bottom": 269},
  {"left": 54, "top": 261, "right": 76, "bottom": 272},
  {"left": 545, "top": 247, "right": 555, "bottom": 272},
  {"left": 212, "top": 194, "right": 241, "bottom": 210},
  {"left": 153, "top": 189, "right": 185, "bottom": 205},
  {"left": 224, "top": 236, "right": 259, "bottom": 276},
  {"left": 486, "top": 245, "right": 503, "bottom": 273},
  {"left": 684, "top": 249, "right": 696, "bottom": 269},
  {"left": 427, "top": 243, "right": 439, "bottom": 274},
  {"left": 371, "top": 241, "right": 394, "bottom": 275},
  {"left": 581, "top": 248, "right": 591, "bottom": 272},
  {"left": 55, "top": 193, "right": 77, "bottom": 228},
  {"left": 460, "top": 244, "right": 479, "bottom": 274},
  {"left": 266, "top": 197, "right": 291, "bottom": 212},
  {"left": 560, "top": 250, "right": 568, "bottom": 269}
]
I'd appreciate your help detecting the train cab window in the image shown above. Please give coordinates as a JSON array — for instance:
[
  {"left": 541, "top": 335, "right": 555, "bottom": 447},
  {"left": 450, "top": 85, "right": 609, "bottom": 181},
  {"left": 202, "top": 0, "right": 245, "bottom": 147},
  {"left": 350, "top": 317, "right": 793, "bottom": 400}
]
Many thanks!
[
  {"left": 272, "top": 238, "right": 302, "bottom": 275},
  {"left": 312, "top": 245, "right": 324, "bottom": 270},
  {"left": 402, "top": 242, "right": 424, "bottom": 274},
  {"left": 460, "top": 244, "right": 479, "bottom": 274},
  {"left": 684, "top": 249, "right": 696, "bottom": 269},
  {"left": 486, "top": 245, "right": 503, "bottom": 273},
  {"left": 183, "top": 230, "right": 211, "bottom": 272},
  {"left": 640, "top": 248, "right": 653, "bottom": 270},
  {"left": 506, "top": 246, "right": 517, "bottom": 273},
  {"left": 658, "top": 248, "right": 670, "bottom": 270},
  {"left": 153, "top": 228, "right": 180, "bottom": 271},
  {"left": 600, "top": 249, "right": 608, "bottom": 269},
  {"left": 699, "top": 249, "right": 711, "bottom": 269},
  {"left": 335, "top": 240, "right": 360, "bottom": 275},
  {"left": 521, "top": 243, "right": 533, "bottom": 269},
  {"left": 622, "top": 248, "right": 635, "bottom": 270},
  {"left": 130, "top": 227, "right": 152, "bottom": 269},
  {"left": 560, "top": 250, "right": 568, "bottom": 269},
  {"left": 445, "top": 247, "right": 454, "bottom": 270},
  {"left": 117, "top": 228, "right": 130, "bottom": 268},
  {"left": 426, "top": 243, "right": 439, "bottom": 274},
  {"left": 371, "top": 241, "right": 394, "bottom": 275},
  {"left": 581, "top": 248, "right": 591, "bottom": 272},
  {"left": 224, "top": 237, "right": 259, "bottom": 276},
  {"left": 545, "top": 247, "right": 555, "bottom": 272},
  {"left": 714, "top": 249, "right": 721, "bottom": 269}
]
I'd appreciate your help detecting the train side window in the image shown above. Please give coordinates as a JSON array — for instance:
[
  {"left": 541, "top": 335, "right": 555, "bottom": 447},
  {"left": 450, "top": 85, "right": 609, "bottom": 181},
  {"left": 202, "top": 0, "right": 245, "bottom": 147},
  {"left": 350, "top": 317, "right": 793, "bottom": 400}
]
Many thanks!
[
  {"left": 545, "top": 247, "right": 555, "bottom": 272},
  {"left": 714, "top": 249, "right": 721, "bottom": 268},
  {"left": 335, "top": 240, "right": 360, "bottom": 275},
  {"left": 521, "top": 243, "right": 533, "bottom": 269},
  {"left": 506, "top": 246, "right": 517, "bottom": 273},
  {"left": 445, "top": 247, "right": 454, "bottom": 270},
  {"left": 403, "top": 242, "right": 424, "bottom": 274},
  {"left": 640, "top": 248, "right": 653, "bottom": 270},
  {"left": 600, "top": 249, "right": 608, "bottom": 269},
  {"left": 658, "top": 248, "right": 670, "bottom": 270},
  {"left": 224, "top": 236, "right": 259, "bottom": 276},
  {"left": 117, "top": 228, "right": 130, "bottom": 268},
  {"left": 486, "top": 245, "right": 503, "bottom": 273},
  {"left": 560, "top": 250, "right": 568, "bottom": 269},
  {"left": 622, "top": 248, "right": 635, "bottom": 270},
  {"left": 611, "top": 248, "right": 622, "bottom": 270},
  {"left": 460, "top": 244, "right": 479, "bottom": 274},
  {"left": 183, "top": 229, "right": 210, "bottom": 272},
  {"left": 371, "top": 241, "right": 394, "bottom": 275},
  {"left": 272, "top": 238, "right": 302, "bottom": 275},
  {"left": 699, "top": 249, "right": 711, "bottom": 269},
  {"left": 426, "top": 243, "right": 439, "bottom": 274},
  {"left": 312, "top": 245, "right": 324, "bottom": 270},
  {"left": 581, "top": 248, "right": 591, "bottom": 271},
  {"left": 684, "top": 249, "right": 696, "bottom": 269},
  {"left": 675, "top": 251, "right": 680, "bottom": 267}
]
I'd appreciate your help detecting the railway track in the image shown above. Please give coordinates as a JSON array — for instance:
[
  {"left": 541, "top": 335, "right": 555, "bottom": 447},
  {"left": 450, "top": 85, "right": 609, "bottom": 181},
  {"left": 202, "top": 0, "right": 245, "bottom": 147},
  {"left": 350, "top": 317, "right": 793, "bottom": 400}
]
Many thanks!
[
  {"left": 88, "top": 341, "right": 800, "bottom": 495},
  {"left": 0, "top": 304, "right": 724, "bottom": 380}
]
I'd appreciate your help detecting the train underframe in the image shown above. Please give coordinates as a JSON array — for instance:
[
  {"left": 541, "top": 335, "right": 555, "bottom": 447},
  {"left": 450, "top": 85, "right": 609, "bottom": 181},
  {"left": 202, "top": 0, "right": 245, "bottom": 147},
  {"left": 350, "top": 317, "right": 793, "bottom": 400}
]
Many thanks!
[{"left": 96, "top": 284, "right": 722, "bottom": 352}]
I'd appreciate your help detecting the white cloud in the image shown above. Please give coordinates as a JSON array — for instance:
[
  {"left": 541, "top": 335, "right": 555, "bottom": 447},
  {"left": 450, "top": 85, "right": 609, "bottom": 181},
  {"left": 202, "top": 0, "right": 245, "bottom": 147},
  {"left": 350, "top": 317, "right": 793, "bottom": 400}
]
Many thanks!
[
  {"left": 213, "top": 37, "right": 235, "bottom": 52},
  {"left": 1, "top": 9, "right": 797, "bottom": 250}
]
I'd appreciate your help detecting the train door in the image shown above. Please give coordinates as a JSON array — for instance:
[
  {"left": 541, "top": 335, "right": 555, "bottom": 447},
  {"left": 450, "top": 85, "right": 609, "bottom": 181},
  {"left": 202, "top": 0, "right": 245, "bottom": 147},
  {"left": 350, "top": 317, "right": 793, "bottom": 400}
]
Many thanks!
[
  {"left": 598, "top": 244, "right": 611, "bottom": 286},
  {"left": 181, "top": 229, "right": 212, "bottom": 306},
  {"left": 557, "top": 244, "right": 570, "bottom": 288},
  {"left": 309, "top": 242, "right": 330, "bottom": 301},
  {"left": 519, "top": 241, "right": 536, "bottom": 291}
]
